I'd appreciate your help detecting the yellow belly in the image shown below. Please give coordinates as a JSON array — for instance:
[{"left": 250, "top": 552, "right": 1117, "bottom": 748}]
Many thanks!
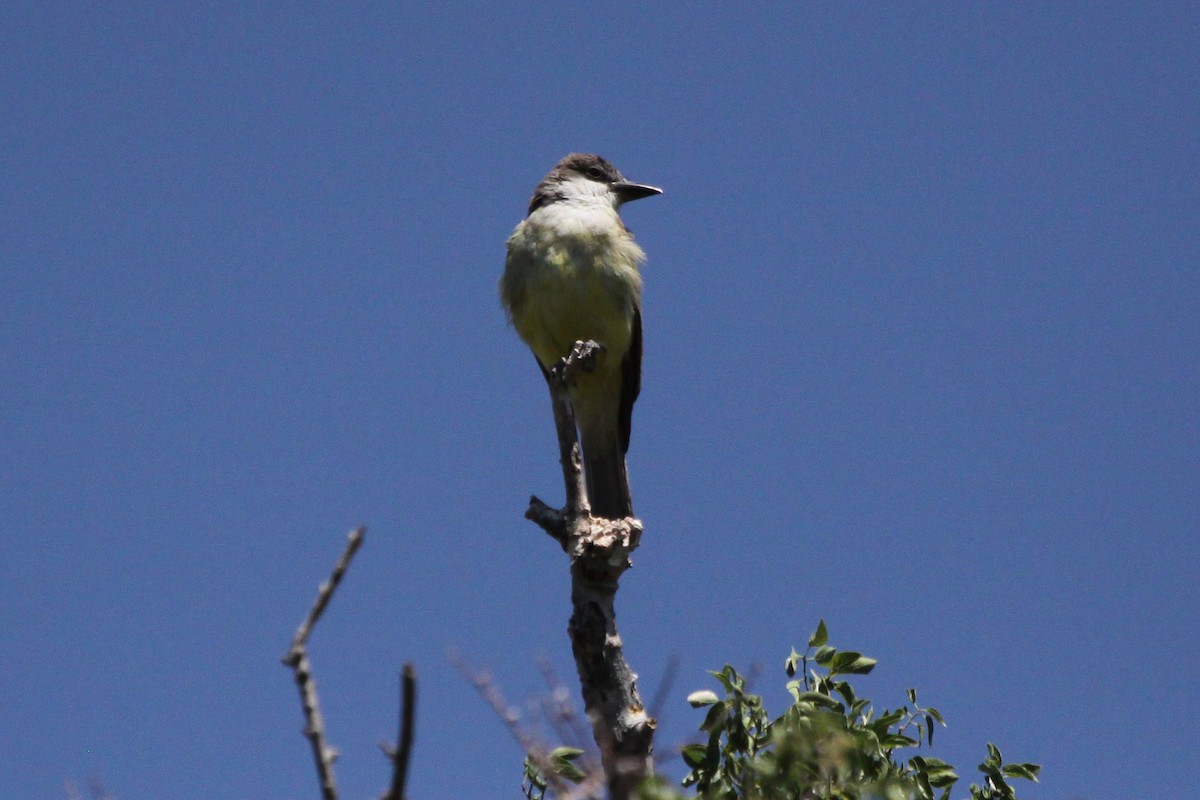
[{"left": 503, "top": 224, "right": 643, "bottom": 372}]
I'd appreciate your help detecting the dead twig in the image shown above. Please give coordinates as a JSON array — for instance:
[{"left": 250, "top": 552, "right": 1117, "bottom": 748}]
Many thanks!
[
  {"left": 282, "top": 527, "right": 367, "bottom": 800},
  {"left": 381, "top": 663, "right": 417, "bottom": 800}
]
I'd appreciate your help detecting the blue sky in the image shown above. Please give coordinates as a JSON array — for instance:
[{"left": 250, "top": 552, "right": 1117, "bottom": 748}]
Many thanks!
[{"left": 2, "top": 4, "right": 1197, "bottom": 799}]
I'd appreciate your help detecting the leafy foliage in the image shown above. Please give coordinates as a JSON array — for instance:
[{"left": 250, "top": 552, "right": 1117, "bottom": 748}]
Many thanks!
[
  {"left": 638, "top": 621, "right": 1039, "bottom": 800},
  {"left": 523, "top": 747, "right": 588, "bottom": 799}
]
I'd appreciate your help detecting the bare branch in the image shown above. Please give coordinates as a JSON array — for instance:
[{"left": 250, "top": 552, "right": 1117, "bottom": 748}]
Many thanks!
[
  {"left": 526, "top": 495, "right": 570, "bottom": 549},
  {"left": 521, "top": 342, "right": 656, "bottom": 800},
  {"left": 288, "top": 527, "right": 365, "bottom": 652},
  {"left": 282, "top": 527, "right": 367, "bottom": 800},
  {"left": 381, "top": 663, "right": 417, "bottom": 800}
]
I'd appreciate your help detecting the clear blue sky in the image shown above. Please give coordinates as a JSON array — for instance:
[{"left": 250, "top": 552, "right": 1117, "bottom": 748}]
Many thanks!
[{"left": 3, "top": 4, "right": 1196, "bottom": 799}]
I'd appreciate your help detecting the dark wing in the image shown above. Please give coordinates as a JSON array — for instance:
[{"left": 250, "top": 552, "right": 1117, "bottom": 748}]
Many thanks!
[{"left": 618, "top": 307, "right": 642, "bottom": 454}]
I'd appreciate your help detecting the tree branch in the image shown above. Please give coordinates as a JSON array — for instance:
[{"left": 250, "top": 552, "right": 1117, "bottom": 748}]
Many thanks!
[
  {"left": 524, "top": 342, "right": 655, "bottom": 800},
  {"left": 282, "top": 527, "right": 366, "bottom": 800},
  {"left": 382, "top": 663, "right": 417, "bottom": 800}
]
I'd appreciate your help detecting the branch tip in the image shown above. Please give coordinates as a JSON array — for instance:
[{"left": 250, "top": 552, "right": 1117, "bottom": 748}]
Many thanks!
[{"left": 283, "top": 527, "right": 368, "bottom": 800}]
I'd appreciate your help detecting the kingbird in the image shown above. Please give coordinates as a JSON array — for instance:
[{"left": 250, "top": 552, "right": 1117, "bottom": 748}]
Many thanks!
[{"left": 501, "top": 153, "right": 662, "bottom": 519}]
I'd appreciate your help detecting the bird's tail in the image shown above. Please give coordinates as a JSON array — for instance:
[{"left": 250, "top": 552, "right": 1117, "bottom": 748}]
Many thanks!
[{"left": 584, "top": 438, "right": 633, "bottom": 519}]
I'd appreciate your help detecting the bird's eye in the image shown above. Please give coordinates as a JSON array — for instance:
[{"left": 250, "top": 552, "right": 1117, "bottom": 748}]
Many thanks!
[{"left": 585, "top": 166, "right": 604, "bottom": 179}]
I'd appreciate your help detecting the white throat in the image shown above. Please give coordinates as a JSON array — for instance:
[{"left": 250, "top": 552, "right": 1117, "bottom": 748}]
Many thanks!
[{"left": 529, "top": 176, "right": 622, "bottom": 235}]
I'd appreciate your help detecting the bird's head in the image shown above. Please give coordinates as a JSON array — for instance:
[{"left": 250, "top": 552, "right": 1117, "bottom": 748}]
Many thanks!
[{"left": 528, "top": 153, "right": 662, "bottom": 215}]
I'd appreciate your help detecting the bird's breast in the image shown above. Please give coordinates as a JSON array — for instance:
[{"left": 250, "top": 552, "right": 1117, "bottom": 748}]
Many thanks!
[{"left": 503, "top": 216, "right": 644, "bottom": 370}]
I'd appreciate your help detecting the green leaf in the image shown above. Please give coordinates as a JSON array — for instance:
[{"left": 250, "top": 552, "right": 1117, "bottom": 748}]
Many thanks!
[
  {"left": 928, "top": 770, "right": 959, "bottom": 788},
  {"left": 709, "top": 666, "right": 737, "bottom": 694},
  {"left": 831, "top": 651, "right": 878, "bottom": 674},
  {"left": 809, "top": 619, "right": 829, "bottom": 648},
  {"left": 785, "top": 647, "right": 801, "bottom": 677},
  {"left": 550, "top": 746, "right": 583, "bottom": 759},
  {"left": 549, "top": 747, "right": 586, "bottom": 783},
  {"left": 881, "top": 733, "right": 919, "bottom": 749},
  {"left": 705, "top": 732, "right": 721, "bottom": 767},
  {"left": 701, "top": 701, "right": 726, "bottom": 733},
  {"left": 1003, "top": 763, "right": 1041, "bottom": 782},
  {"left": 549, "top": 758, "right": 588, "bottom": 782},
  {"left": 874, "top": 709, "right": 906, "bottom": 729},
  {"left": 915, "top": 769, "right": 934, "bottom": 800},
  {"left": 688, "top": 690, "right": 720, "bottom": 707},
  {"left": 680, "top": 743, "right": 708, "bottom": 769},
  {"left": 551, "top": 762, "right": 585, "bottom": 783},
  {"left": 795, "top": 691, "right": 841, "bottom": 709},
  {"left": 914, "top": 757, "right": 958, "bottom": 787},
  {"left": 926, "top": 714, "right": 935, "bottom": 745},
  {"left": 834, "top": 680, "right": 857, "bottom": 709},
  {"left": 813, "top": 645, "right": 837, "bottom": 666}
]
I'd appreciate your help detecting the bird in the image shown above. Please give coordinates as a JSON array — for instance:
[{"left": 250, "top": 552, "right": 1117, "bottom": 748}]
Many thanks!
[{"left": 500, "top": 153, "right": 662, "bottom": 519}]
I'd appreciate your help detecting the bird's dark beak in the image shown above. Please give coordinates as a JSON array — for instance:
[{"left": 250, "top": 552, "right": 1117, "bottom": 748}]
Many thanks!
[{"left": 613, "top": 181, "right": 663, "bottom": 204}]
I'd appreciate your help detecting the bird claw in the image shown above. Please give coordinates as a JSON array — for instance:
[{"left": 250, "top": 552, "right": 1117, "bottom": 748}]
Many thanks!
[
  {"left": 555, "top": 340, "right": 605, "bottom": 385},
  {"left": 570, "top": 339, "right": 606, "bottom": 369}
]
